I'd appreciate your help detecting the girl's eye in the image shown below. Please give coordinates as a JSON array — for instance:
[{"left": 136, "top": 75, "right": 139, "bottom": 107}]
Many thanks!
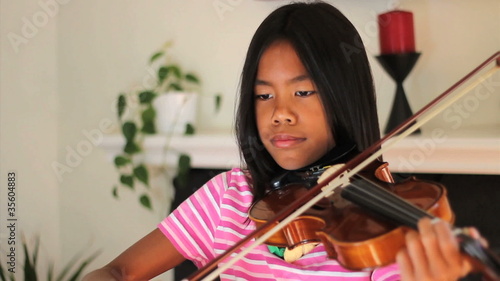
[
  {"left": 255, "top": 94, "right": 273, "bottom": 100},
  {"left": 295, "top": 91, "right": 316, "bottom": 97}
]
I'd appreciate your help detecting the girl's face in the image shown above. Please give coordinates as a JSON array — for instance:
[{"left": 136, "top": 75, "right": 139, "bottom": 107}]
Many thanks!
[{"left": 254, "top": 40, "right": 335, "bottom": 170}]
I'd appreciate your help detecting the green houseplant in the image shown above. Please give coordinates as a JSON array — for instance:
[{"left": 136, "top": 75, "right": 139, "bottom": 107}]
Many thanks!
[
  {"left": 112, "top": 41, "right": 221, "bottom": 210},
  {"left": 0, "top": 235, "right": 99, "bottom": 281}
]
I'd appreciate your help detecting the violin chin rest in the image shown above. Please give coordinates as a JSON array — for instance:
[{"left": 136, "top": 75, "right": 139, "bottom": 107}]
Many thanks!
[{"left": 284, "top": 242, "right": 319, "bottom": 263}]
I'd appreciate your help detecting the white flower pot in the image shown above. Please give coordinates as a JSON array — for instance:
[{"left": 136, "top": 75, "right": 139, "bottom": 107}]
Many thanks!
[{"left": 153, "top": 91, "right": 197, "bottom": 135}]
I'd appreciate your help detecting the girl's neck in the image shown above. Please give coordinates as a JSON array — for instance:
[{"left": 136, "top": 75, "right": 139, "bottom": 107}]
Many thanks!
[{"left": 271, "top": 142, "right": 358, "bottom": 190}]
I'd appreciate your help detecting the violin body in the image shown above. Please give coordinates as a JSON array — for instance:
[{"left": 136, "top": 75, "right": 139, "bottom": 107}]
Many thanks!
[
  {"left": 249, "top": 160, "right": 455, "bottom": 270},
  {"left": 318, "top": 175, "right": 454, "bottom": 270}
]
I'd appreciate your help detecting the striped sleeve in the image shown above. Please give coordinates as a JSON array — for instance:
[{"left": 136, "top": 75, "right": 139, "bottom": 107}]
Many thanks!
[
  {"left": 372, "top": 263, "right": 400, "bottom": 281},
  {"left": 158, "top": 170, "right": 230, "bottom": 268}
]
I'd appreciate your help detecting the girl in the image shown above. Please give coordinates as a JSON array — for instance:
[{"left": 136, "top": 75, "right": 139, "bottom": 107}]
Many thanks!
[{"left": 84, "top": 2, "right": 478, "bottom": 280}]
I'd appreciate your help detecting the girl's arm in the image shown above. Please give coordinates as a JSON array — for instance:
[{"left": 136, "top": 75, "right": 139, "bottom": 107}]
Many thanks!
[{"left": 83, "top": 228, "right": 186, "bottom": 281}]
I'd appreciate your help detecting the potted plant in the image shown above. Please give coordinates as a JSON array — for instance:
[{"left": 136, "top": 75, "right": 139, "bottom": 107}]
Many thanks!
[
  {"left": 0, "top": 235, "right": 99, "bottom": 281},
  {"left": 112, "top": 41, "right": 221, "bottom": 210}
]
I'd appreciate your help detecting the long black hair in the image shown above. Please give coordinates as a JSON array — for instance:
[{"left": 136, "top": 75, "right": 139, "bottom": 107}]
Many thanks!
[{"left": 235, "top": 1, "right": 380, "bottom": 201}]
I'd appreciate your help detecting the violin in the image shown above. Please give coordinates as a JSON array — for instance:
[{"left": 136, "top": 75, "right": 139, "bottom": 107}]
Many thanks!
[
  {"left": 249, "top": 160, "right": 455, "bottom": 270},
  {"left": 250, "top": 159, "right": 500, "bottom": 279},
  {"left": 187, "top": 52, "right": 500, "bottom": 281}
]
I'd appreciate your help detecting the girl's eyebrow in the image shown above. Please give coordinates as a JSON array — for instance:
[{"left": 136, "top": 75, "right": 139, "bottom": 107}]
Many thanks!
[{"left": 255, "top": 74, "right": 310, "bottom": 86}]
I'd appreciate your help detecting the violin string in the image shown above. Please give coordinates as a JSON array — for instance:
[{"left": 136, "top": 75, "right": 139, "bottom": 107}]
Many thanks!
[
  {"left": 196, "top": 64, "right": 499, "bottom": 281},
  {"left": 342, "top": 175, "right": 432, "bottom": 229},
  {"left": 355, "top": 175, "right": 430, "bottom": 223},
  {"left": 345, "top": 178, "right": 500, "bottom": 278}
]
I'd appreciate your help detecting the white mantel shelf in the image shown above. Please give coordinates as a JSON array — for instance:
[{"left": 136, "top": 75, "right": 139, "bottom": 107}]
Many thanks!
[{"left": 100, "top": 133, "right": 500, "bottom": 175}]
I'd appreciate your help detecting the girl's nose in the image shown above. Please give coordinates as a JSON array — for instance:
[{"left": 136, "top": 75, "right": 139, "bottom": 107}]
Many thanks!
[{"left": 272, "top": 100, "right": 297, "bottom": 125}]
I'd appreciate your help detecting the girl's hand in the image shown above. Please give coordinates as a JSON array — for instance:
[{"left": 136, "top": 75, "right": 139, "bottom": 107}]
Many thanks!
[{"left": 396, "top": 217, "right": 474, "bottom": 281}]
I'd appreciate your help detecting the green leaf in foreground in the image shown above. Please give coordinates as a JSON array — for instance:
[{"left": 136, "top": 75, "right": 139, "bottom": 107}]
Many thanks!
[{"left": 23, "top": 236, "right": 38, "bottom": 281}]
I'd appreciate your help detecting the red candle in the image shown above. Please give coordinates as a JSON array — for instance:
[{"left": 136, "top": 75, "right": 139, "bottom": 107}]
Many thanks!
[{"left": 378, "top": 10, "right": 415, "bottom": 54}]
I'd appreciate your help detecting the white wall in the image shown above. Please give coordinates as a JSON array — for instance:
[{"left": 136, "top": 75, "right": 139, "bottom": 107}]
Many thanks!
[
  {"left": 0, "top": 0, "right": 60, "bottom": 278},
  {"left": 1, "top": 0, "right": 498, "bottom": 280}
]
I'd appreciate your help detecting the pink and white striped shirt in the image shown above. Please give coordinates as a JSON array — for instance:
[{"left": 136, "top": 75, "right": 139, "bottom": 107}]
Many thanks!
[{"left": 159, "top": 168, "right": 400, "bottom": 280}]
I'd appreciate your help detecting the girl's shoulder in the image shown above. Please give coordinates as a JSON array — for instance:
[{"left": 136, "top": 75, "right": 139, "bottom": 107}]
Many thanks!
[
  {"left": 228, "top": 167, "right": 252, "bottom": 185},
  {"left": 209, "top": 167, "right": 252, "bottom": 190},
  {"left": 206, "top": 168, "right": 253, "bottom": 201},
  {"left": 190, "top": 168, "right": 253, "bottom": 204}
]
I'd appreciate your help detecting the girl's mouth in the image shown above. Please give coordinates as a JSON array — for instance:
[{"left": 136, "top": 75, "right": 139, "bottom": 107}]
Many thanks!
[{"left": 270, "top": 135, "right": 306, "bottom": 148}]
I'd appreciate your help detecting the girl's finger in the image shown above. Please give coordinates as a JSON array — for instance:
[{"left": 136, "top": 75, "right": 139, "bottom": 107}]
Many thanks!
[
  {"left": 417, "top": 218, "right": 450, "bottom": 277},
  {"left": 396, "top": 247, "right": 415, "bottom": 281},
  {"left": 404, "top": 229, "right": 432, "bottom": 280},
  {"left": 465, "top": 227, "right": 489, "bottom": 247},
  {"left": 430, "top": 219, "right": 470, "bottom": 277}
]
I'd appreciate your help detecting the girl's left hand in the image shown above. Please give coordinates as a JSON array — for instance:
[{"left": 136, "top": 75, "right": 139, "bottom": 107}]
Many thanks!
[{"left": 396, "top": 217, "right": 473, "bottom": 281}]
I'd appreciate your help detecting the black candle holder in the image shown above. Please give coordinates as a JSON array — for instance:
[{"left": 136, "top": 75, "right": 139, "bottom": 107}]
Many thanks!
[{"left": 376, "top": 52, "right": 421, "bottom": 134}]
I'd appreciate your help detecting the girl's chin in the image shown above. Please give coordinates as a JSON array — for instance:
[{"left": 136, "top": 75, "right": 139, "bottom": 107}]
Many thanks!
[{"left": 276, "top": 159, "right": 316, "bottom": 171}]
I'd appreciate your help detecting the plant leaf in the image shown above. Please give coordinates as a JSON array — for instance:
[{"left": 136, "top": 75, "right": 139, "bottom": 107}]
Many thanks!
[
  {"left": 120, "top": 175, "right": 134, "bottom": 189},
  {"left": 168, "top": 83, "right": 183, "bottom": 91},
  {"left": 54, "top": 251, "right": 81, "bottom": 281},
  {"left": 123, "top": 140, "right": 141, "bottom": 154},
  {"left": 215, "top": 94, "right": 222, "bottom": 113},
  {"left": 141, "top": 106, "right": 156, "bottom": 123},
  {"left": 66, "top": 251, "right": 101, "bottom": 281},
  {"left": 149, "top": 51, "right": 164, "bottom": 64},
  {"left": 117, "top": 93, "right": 126, "bottom": 120},
  {"left": 0, "top": 263, "right": 5, "bottom": 281},
  {"left": 122, "top": 122, "right": 136, "bottom": 142},
  {"left": 139, "top": 194, "right": 153, "bottom": 210},
  {"left": 178, "top": 154, "right": 191, "bottom": 175},
  {"left": 55, "top": 248, "right": 100, "bottom": 281},
  {"left": 112, "top": 186, "right": 119, "bottom": 198},
  {"left": 141, "top": 120, "right": 156, "bottom": 134},
  {"left": 138, "top": 91, "right": 156, "bottom": 104},
  {"left": 158, "top": 66, "right": 169, "bottom": 84},
  {"left": 23, "top": 237, "right": 38, "bottom": 281},
  {"left": 175, "top": 154, "right": 191, "bottom": 188},
  {"left": 32, "top": 237, "right": 40, "bottom": 270},
  {"left": 185, "top": 73, "right": 200, "bottom": 84},
  {"left": 184, "top": 123, "right": 195, "bottom": 135},
  {"left": 133, "top": 165, "right": 149, "bottom": 186},
  {"left": 168, "top": 65, "right": 182, "bottom": 79},
  {"left": 0, "top": 258, "right": 11, "bottom": 281},
  {"left": 114, "top": 155, "right": 130, "bottom": 167},
  {"left": 47, "top": 262, "right": 54, "bottom": 281}
]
